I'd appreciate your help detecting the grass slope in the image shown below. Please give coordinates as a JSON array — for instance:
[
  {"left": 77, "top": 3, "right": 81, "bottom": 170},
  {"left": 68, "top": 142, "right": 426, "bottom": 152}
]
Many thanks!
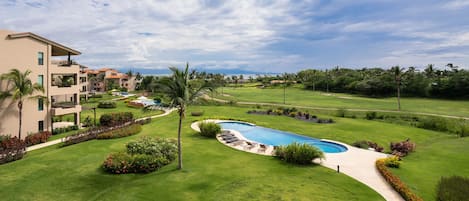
[
  {"left": 0, "top": 106, "right": 387, "bottom": 201},
  {"left": 215, "top": 86, "right": 469, "bottom": 117}
]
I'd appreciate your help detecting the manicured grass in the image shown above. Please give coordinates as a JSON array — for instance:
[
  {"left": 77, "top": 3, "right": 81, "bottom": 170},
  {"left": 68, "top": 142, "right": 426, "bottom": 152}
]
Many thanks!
[
  {"left": 80, "top": 99, "right": 164, "bottom": 121},
  {"left": 391, "top": 136, "right": 469, "bottom": 201},
  {"left": 215, "top": 85, "right": 469, "bottom": 117},
  {"left": 0, "top": 106, "right": 388, "bottom": 201}
]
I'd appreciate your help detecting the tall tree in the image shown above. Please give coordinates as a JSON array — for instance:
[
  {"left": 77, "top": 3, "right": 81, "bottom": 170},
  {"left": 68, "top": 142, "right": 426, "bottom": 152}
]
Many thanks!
[
  {"left": 391, "top": 66, "right": 405, "bottom": 111},
  {"left": 156, "top": 63, "right": 212, "bottom": 170},
  {"left": 1, "top": 69, "right": 44, "bottom": 139}
]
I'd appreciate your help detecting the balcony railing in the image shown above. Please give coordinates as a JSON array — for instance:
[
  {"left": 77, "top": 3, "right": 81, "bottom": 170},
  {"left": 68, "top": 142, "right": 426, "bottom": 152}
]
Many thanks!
[
  {"left": 51, "top": 60, "right": 78, "bottom": 67},
  {"left": 52, "top": 101, "right": 77, "bottom": 109}
]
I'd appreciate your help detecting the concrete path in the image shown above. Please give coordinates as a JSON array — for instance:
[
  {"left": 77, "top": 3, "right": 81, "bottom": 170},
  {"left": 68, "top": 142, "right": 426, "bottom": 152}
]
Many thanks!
[
  {"left": 26, "top": 108, "right": 176, "bottom": 152},
  {"left": 192, "top": 120, "right": 403, "bottom": 201},
  {"left": 320, "top": 140, "right": 403, "bottom": 201}
]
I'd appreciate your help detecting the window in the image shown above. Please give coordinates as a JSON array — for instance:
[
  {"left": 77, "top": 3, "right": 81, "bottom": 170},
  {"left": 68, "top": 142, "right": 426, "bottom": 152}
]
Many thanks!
[
  {"left": 38, "top": 98, "right": 44, "bottom": 111},
  {"left": 37, "top": 75, "right": 43, "bottom": 86},
  {"left": 38, "top": 121, "right": 44, "bottom": 132},
  {"left": 38, "top": 52, "right": 44, "bottom": 65}
]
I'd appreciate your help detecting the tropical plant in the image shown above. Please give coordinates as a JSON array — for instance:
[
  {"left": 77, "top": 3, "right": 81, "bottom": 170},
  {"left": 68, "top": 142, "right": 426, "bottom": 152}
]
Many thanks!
[
  {"left": 0, "top": 69, "right": 44, "bottom": 139},
  {"left": 198, "top": 122, "right": 221, "bottom": 138},
  {"left": 275, "top": 142, "right": 325, "bottom": 165},
  {"left": 155, "top": 63, "right": 212, "bottom": 169},
  {"left": 391, "top": 66, "right": 405, "bottom": 111}
]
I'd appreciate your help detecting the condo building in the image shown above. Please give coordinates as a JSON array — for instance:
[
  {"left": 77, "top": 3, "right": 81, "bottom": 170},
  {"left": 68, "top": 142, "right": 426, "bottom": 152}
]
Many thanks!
[{"left": 0, "top": 30, "right": 82, "bottom": 138}]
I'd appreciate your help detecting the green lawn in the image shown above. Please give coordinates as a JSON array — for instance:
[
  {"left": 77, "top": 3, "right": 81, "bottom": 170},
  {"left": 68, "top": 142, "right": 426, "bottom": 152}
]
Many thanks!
[
  {"left": 2, "top": 105, "right": 467, "bottom": 200},
  {"left": 214, "top": 85, "right": 469, "bottom": 117}
]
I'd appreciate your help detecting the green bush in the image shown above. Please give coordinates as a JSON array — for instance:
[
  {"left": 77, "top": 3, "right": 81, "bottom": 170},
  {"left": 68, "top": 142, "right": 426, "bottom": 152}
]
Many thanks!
[
  {"left": 97, "top": 124, "right": 142, "bottom": 139},
  {"left": 275, "top": 142, "right": 325, "bottom": 165},
  {"left": 336, "top": 108, "right": 347, "bottom": 117},
  {"left": 102, "top": 137, "right": 177, "bottom": 174},
  {"left": 457, "top": 121, "right": 469, "bottom": 137},
  {"left": 365, "top": 111, "right": 377, "bottom": 120},
  {"left": 191, "top": 111, "right": 204, "bottom": 116},
  {"left": 99, "top": 112, "right": 134, "bottom": 127},
  {"left": 97, "top": 101, "right": 117, "bottom": 108},
  {"left": 436, "top": 176, "right": 469, "bottom": 201},
  {"left": 383, "top": 156, "right": 401, "bottom": 168},
  {"left": 126, "top": 136, "right": 178, "bottom": 161},
  {"left": 198, "top": 122, "right": 221, "bottom": 138},
  {"left": 52, "top": 125, "right": 79, "bottom": 135},
  {"left": 417, "top": 116, "right": 448, "bottom": 132}
]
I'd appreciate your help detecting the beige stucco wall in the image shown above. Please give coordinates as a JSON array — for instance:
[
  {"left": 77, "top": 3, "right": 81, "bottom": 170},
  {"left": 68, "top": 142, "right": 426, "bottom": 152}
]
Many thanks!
[{"left": 0, "top": 30, "right": 81, "bottom": 138}]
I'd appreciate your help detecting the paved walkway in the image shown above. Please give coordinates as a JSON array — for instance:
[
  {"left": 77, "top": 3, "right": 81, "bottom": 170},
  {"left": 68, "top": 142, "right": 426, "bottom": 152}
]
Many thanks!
[
  {"left": 26, "top": 108, "right": 176, "bottom": 152},
  {"left": 204, "top": 95, "right": 469, "bottom": 120},
  {"left": 192, "top": 120, "right": 403, "bottom": 201}
]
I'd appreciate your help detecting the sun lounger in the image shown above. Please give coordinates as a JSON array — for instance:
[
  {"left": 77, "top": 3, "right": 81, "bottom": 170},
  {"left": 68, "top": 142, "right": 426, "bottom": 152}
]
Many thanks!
[
  {"left": 244, "top": 141, "right": 257, "bottom": 150},
  {"left": 226, "top": 138, "right": 240, "bottom": 144},
  {"left": 222, "top": 136, "right": 237, "bottom": 141},
  {"left": 258, "top": 144, "right": 267, "bottom": 153}
]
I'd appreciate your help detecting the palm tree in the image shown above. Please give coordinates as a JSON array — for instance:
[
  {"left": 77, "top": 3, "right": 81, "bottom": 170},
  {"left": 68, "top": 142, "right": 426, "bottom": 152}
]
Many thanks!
[
  {"left": 1, "top": 69, "right": 44, "bottom": 139},
  {"left": 156, "top": 63, "right": 212, "bottom": 170},
  {"left": 391, "top": 66, "right": 405, "bottom": 111}
]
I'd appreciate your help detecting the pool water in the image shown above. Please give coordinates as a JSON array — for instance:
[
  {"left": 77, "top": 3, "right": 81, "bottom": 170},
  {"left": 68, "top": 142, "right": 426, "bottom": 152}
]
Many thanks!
[{"left": 218, "top": 121, "right": 347, "bottom": 153}]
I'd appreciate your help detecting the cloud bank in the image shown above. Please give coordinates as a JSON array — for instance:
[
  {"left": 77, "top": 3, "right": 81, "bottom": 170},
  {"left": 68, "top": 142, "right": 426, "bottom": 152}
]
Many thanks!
[{"left": 1, "top": 0, "right": 468, "bottom": 72}]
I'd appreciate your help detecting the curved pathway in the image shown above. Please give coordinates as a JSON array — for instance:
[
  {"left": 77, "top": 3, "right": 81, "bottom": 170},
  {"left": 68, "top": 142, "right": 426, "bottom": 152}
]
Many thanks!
[
  {"left": 205, "top": 95, "right": 469, "bottom": 120},
  {"left": 191, "top": 120, "right": 403, "bottom": 201},
  {"left": 26, "top": 108, "right": 176, "bottom": 152}
]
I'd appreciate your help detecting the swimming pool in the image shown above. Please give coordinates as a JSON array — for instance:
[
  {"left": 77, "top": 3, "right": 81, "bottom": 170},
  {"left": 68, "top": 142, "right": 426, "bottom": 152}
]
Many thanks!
[{"left": 218, "top": 121, "right": 347, "bottom": 153}]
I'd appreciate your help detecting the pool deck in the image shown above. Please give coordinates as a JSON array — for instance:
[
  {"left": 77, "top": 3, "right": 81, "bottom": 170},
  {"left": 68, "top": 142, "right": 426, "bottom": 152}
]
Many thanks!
[{"left": 191, "top": 120, "right": 403, "bottom": 201}]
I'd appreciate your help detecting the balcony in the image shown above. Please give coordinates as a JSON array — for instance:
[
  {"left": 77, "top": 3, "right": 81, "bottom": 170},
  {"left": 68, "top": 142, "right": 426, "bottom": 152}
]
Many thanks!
[
  {"left": 49, "top": 85, "right": 79, "bottom": 96},
  {"left": 51, "top": 60, "right": 79, "bottom": 74},
  {"left": 51, "top": 102, "right": 82, "bottom": 116}
]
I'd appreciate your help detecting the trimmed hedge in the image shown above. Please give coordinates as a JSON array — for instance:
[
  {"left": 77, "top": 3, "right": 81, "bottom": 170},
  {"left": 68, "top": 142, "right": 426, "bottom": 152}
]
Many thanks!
[
  {"left": 376, "top": 159, "right": 423, "bottom": 201},
  {"left": 25, "top": 131, "right": 52, "bottom": 146},
  {"left": 98, "top": 100, "right": 117, "bottom": 108},
  {"left": 275, "top": 142, "right": 325, "bottom": 165},
  {"left": 191, "top": 111, "right": 204, "bottom": 116},
  {"left": 52, "top": 125, "right": 78, "bottom": 135},
  {"left": 102, "top": 137, "right": 177, "bottom": 174},
  {"left": 97, "top": 124, "right": 142, "bottom": 139},
  {"left": 99, "top": 112, "right": 133, "bottom": 127},
  {"left": 437, "top": 176, "right": 469, "bottom": 201},
  {"left": 198, "top": 122, "right": 221, "bottom": 138}
]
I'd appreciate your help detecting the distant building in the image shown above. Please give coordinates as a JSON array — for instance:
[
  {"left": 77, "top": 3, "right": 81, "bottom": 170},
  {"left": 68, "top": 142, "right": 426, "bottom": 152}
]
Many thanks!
[
  {"left": 0, "top": 30, "right": 82, "bottom": 138},
  {"left": 84, "top": 68, "right": 139, "bottom": 92}
]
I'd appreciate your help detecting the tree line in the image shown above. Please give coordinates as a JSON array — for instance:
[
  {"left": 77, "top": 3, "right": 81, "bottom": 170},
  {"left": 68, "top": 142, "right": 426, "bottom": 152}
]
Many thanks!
[{"left": 297, "top": 64, "right": 469, "bottom": 98}]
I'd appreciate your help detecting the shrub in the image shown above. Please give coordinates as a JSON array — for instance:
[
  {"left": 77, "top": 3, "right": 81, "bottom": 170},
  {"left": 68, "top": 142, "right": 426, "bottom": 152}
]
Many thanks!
[
  {"left": 436, "top": 176, "right": 469, "bottom": 201},
  {"left": 352, "top": 140, "right": 384, "bottom": 152},
  {"left": 383, "top": 156, "right": 401, "bottom": 168},
  {"left": 25, "top": 131, "right": 52, "bottom": 146},
  {"left": 52, "top": 125, "right": 79, "bottom": 135},
  {"left": 417, "top": 116, "right": 448, "bottom": 132},
  {"left": 336, "top": 108, "right": 347, "bottom": 117},
  {"left": 275, "top": 142, "right": 325, "bottom": 165},
  {"left": 365, "top": 111, "right": 377, "bottom": 120},
  {"left": 103, "top": 137, "right": 177, "bottom": 174},
  {"left": 376, "top": 159, "right": 423, "bottom": 201},
  {"left": 390, "top": 139, "right": 416, "bottom": 157},
  {"left": 126, "top": 137, "right": 178, "bottom": 161},
  {"left": 97, "top": 100, "right": 117, "bottom": 108},
  {"left": 289, "top": 112, "right": 297, "bottom": 117},
  {"left": 457, "top": 121, "right": 469, "bottom": 137},
  {"left": 90, "top": 94, "right": 103, "bottom": 98},
  {"left": 97, "top": 124, "right": 142, "bottom": 139},
  {"left": 0, "top": 136, "right": 26, "bottom": 164},
  {"left": 198, "top": 122, "right": 221, "bottom": 138},
  {"left": 191, "top": 111, "right": 204, "bottom": 116},
  {"left": 135, "top": 117, "right": 152, "bottom": 125},
  {"left": 99, "top": 112, "right": 134, "bottom": 127}
]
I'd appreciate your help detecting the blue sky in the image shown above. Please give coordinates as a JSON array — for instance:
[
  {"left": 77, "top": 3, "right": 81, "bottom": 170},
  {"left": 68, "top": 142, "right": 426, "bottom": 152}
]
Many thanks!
[{"left": 1, "top": 0, "right": 469, "bottom": 73}]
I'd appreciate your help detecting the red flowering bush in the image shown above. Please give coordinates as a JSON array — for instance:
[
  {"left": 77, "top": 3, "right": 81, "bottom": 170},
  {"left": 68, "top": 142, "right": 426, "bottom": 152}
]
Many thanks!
[
  {"left": 0, "top": 136, "right": 26, "bottom": 164},
  {"left": 376, "top": 159, "right": 422, "bottom": 201},
  {"left": 390, "top": 139, "right": 416, "bottom": 157},
  {"left": 25, "top": 131, "right": 52, "bottom": 146}
]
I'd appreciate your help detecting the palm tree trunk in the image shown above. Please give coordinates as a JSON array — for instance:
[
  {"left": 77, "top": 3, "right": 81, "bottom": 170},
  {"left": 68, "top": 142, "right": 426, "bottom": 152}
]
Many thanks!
[
  {"left": 18, "top": 100, "right": 23, "bottom": 139},
  {"left": 177, "top": 113, "right": 183, "bottom": 170},
  {"left": 397, "top": 83, "right": 401, "bottom": 111}
]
